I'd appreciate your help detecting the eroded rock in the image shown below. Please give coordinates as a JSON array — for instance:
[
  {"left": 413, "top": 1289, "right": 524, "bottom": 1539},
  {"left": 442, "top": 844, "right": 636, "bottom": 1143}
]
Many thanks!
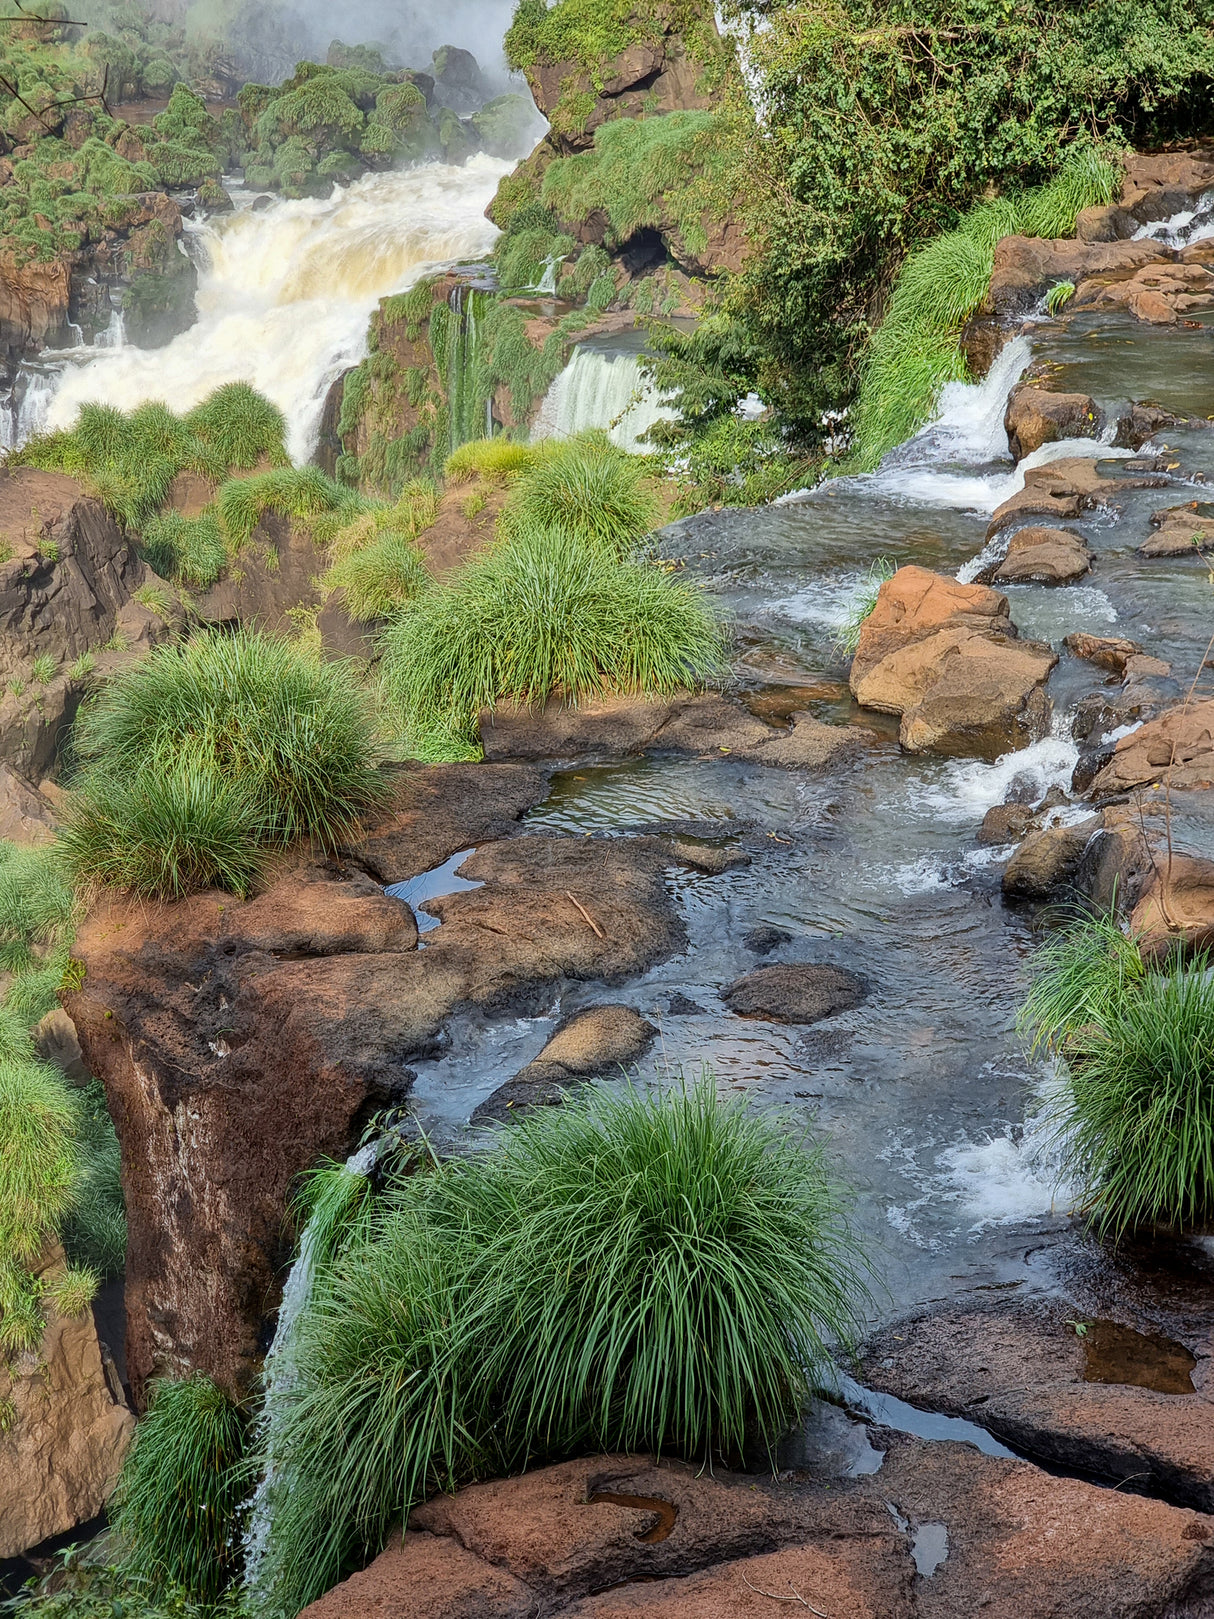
[
  {"left": 1089, "top": 700, "right": 1214, "bottom": 794},
  {"left": 1064, "top": 633, "right": 1145, "bottom": 675},
  {"left": 986, "top": 457, "right": 1167, "bottom": 537},
  {"left": 1004, "top": 387, "right": 1103, "bottom": 461},
  {"left": 1130, "top": 854, "right": 1214, "bottom": 960},
  {"left": 721, "top": 963, "right": 865, "bottom": 1024},
  {"left": 1139, "top": 503, "right": 1214, "bottom": 559},
  {"left": 988, "top": 526, "right": 1093, "bottom": 586}
]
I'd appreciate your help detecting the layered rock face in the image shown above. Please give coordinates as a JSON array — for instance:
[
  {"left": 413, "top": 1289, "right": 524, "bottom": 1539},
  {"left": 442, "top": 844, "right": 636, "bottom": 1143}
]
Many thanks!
[
  {"left": 848, "top": 566, "right": 1056, "bottom": 757},
  {"left": 68, "top": 766, "right": 689, "bottom": 1401},
  {"left": 0, "top": 1249, "right": 134, "bottom": 1560}
]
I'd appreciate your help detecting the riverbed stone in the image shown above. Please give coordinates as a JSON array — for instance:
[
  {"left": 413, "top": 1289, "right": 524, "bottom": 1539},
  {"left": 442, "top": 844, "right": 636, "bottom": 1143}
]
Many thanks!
[
  {"left": 986, "top": 457, "right": 1167, "bottom": 537},
  {"left": 1063, "top": 633, "right": 1145, "bottom": 675},
  {"left": 864, "top": 1297, "right": 1214, "bottom": 1513},
  {"left": 69, "top": 769, "right": 685, "bottom": 1401},
  {"left": 1130, "top": 853, "right": 1214, "bottom": 960},
  {"left": 1139, "top": 502, "right": 1214, "bottom": 558},
  {"left": 1004, "top": 386, "right": 1103, "bottom": 461},
  {"left": 472, "top": 1004, "right": 657, "bottom": 1122},
  {"left": 978, "top": 802, "right": 1036, "bottom": 845},
  {"left": 849, "top": 567, "right": 1056, "bottom": 758},
  {"left": 298, "top": 1531, "right": 535, "bottom": 1619},
  {"left": 989, "top": 525, "right": 1093, "bottom": 585},
  {"left": 1088, "top": 699, "right": 1214, "bottom": 794},
  {"left": 1001, "top": 815, "right": 1102, "bottom": 899},
  {"left": 721, "top": 962, "right": 865, "bottom": 1023}
]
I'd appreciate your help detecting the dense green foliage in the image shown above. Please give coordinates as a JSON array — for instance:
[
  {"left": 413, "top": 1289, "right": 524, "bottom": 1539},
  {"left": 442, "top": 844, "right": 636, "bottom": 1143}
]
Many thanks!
[
  {"left": 3, "top": 1551, "right": 249, "bottom": 1619},
  {"left": 498, "top": 432, "right": 659, "bottom": 556},
  {"left": 60, "top": 629, "right": 385, "bottom": 898},
  {"left": 380, "top": 523, "right": 725, "bottom": 755},
  {"left": 61, "top": 1079, "right": 127, "bottom": 1279},
  {"left": 251, "top": 1078, "right": 868, "bottom": 1616},
  {"left": 323, "top": 526, "right": 429, "bottom": 622},
  {"left": 111, "top": 1376, "right": 250, "bottom": 1606},
  {"left": 1020, "top": 915, "right": 1214, "bottom": 1236}
]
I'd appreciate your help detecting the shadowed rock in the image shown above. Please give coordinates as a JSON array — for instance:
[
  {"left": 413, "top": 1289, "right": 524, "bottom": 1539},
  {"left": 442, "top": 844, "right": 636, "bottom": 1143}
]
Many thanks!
[
  {"left": 722, "top": 963, "right": 865, "bottom": 1024},
  {"left": 472, "top": 1005, "right": 657, "bottom": 1123}
]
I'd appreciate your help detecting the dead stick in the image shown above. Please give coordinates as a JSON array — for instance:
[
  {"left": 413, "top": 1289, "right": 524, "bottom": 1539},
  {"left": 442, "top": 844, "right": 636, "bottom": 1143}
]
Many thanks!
[
  {"left": 740, "top": 1572, "right": 830, "bottom": 1616},
  {"left": 565, "top": 891, "right": 604, "bottom": 938}
]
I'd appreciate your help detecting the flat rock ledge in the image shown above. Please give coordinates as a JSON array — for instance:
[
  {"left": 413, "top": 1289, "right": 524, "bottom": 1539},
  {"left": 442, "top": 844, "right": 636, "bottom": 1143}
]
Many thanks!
[{"left": 301, "top": 1442, "right": 1214, "bottom": 1619}]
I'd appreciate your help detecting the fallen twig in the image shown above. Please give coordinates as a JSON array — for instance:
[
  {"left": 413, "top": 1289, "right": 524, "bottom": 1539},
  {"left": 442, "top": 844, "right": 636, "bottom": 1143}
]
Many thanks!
[
  {"left": 741, "top": 1571, "right": 831, "bottom": 1616},
  {"left": 565, "top": 891, "right": 605, "bottom": 939}
]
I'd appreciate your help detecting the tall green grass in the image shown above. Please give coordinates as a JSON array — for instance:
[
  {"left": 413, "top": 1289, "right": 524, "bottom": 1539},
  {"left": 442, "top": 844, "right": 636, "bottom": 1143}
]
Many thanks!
[
  {"left": 59, "top": 629, "right": 385, "bottom": 899},
  {"left": 62, "top": 1080, "right": 127, "bottom": 1280},
  {"left": 1020, "top": 914, "right": 1214, "bottom": 1237},
  {"left": 323, "top": 530, "right": 429, "bottom": 623},
  {"left": 499, "top": 432, "right": 659, "bottom": 557},
  {"left": 379, "top": 525, "right": 726, "bottom": 756},
  {"left": 251, "top": 1076, "right": 868, "bottom": 1617},
  {"left": 183, "top": 384, "right": 289, "bottom": 473},
  {"left": 139, "top": 511, "right": 228, "bottom": 590},
  {"left": 111, "top": 1376, "right": 250, "bottom": 1606},
  {"left": 444, "top": 437, "right": 539, "bottom": 484},
  {"left": 217, "top": 467, "right": 368, "bottom": 550},
  {"left": 834, "top": 556, "right": 895, "bottom": 655},
  {"left": 852, "top": 147, "right": 1118, "bottom": 466}
]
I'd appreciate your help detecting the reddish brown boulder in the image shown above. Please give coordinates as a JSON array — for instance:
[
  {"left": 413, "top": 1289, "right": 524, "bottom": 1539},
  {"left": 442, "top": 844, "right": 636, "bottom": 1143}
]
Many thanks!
[
  {"left": 298, "top": 1531, "right": 534, "bottom": 1619},
  {"left": 69, "top": 770, "right": 687, "bottom": 1401},
  {"left": 1139, "top": 503, "right": 1214, "bottom": 559},
  {"left": 988, "top": 236, "right": 1169, "bottom": 319},
  {"left": 989, "top": 526, "right": 1092, "bottom": 585},
  {"left": 471, "top": 1004, "right": 657, "bottom": 1122},
  {"left": 986, "top": 457, "right": 1167, "bottom": 537},
  {"left": 1089, "top": 700, "right": 1214, "bottom": 794},
  {"left": 864, "top": 1298, "right": 1214, "bottom": 1513},
  {"left": 1063, "top": 632, "right": 1145, "bottom": 675},
  {"left": 1073, "top": 259, "right": 1214, "bottom": 324},
  {"left": 849, "top": 566, "right": 1056, "bottom": 758},
  {"left": 1004, "top": 386, "right": 1103, "bottom": 461},
  {"left": 1131, "top": 854, "right": 1214, "bottom": 960}
]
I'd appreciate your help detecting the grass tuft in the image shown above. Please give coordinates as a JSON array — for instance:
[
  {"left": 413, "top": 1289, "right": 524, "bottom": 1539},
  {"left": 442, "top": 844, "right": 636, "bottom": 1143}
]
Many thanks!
[
  {"left": 444, "top": 438, "right": 539, "bottom": 485},
  {"left": 499, "top": 432, "right": 659, "bottom": 557},
  {"left": 183, "top": 384, "right": 290, "bottom": 472},
  {"left": 217, "top": 468, "right": 366, "bottom": 550},
  {"left": 111, "top": 1375, "right": 250, "bottom": 1606},
  {"left": 139, "top": 510, "right": 228, "bottom": 590},
  {"left": 251, "top": 1075, "right": 869, "bottom": 1616},
  {"left": 380, "top": 525, "right": 726, "bottom": 756},
  {"left": 62, "top": 1080, "right": 127, "bottom": 1279},
  {"left": 834, "top": 557, "right": 895, "bottom": 655},
  {"left": 323, "top": 529, "right": 429, "bottom": 623}
]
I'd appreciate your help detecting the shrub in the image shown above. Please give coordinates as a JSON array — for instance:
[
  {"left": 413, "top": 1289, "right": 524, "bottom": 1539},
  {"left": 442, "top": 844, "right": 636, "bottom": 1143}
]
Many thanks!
[
  {"left": 139, "top": 510, "right": 228, "bottom": 590},
  {"left": 250, "top": 1076, "right": 868, "bottom": 1616},
  {"left": 183, "top": 383, "right": 289, "bottom": 472},
  {"left": 60, "top": 629, "right": 384, "bottom": 897},
  {"left": 111, "top": 1375, "right": 250, "bottom": 1605},
  {"left": 379, "top": 525, "right": 726, "bottom": 755},
  {"left": 499, "top": 432, "right": 660, "bottom": 556},
  {"left": 323, "top": 530, "right": 429, "bottom": 623},
  {"left": 1020, "top": 914, "right": 1214, "bottom": 1236},
  {"left": 444, "top": 437, "right": 539, "bottom": 485}
]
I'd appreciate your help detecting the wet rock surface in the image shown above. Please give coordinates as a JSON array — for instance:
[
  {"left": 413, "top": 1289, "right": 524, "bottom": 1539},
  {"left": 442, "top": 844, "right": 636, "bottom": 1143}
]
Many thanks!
[
  {"left": 1089, "top": 699, "right": 1214, "bottom": 793},
  {"left": 863, "top": 1296, "right": 1214, "bottom": 1512},
  {"left": 1064, "top": 633, "right": 1146, "bottom": 674},
  {"left": 986, "top": 457, "right": 1168, "bottom": 536},
  {"left": 987, "top": 525, "right": 1093, "bottom": 585},
  {"left": 1004, "top": 386, "right": 1103, "bottom": 460},
  {"left": 721, "top": 963, "right": 866, "bottom": 1024},
  {"left": 1139, "top": 502, "right": 1214, "bottom": 559},
  {"left": 472, "top": 1005, "right": 657, "bottom": 1122},
  {"left": 849, "top": 566, "right": 1056, "bottom": 757}
]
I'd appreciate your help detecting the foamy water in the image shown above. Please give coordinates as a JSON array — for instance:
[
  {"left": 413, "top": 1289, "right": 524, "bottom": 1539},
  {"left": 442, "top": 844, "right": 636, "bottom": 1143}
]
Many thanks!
[{"left": 45, "top": 158, "right": 509, "bottom": 462}]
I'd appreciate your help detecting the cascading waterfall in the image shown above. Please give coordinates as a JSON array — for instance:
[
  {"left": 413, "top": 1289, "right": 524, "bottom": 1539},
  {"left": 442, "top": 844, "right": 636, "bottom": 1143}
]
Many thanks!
[
  {"left": 532, "top": 343, "right": 673, "bottom": 452},
  {"left": 42, "top": 156, "right": 510, "bottom": 463},
  {"left": 435, "top": 282, "right": 493, "bottom": 454}
]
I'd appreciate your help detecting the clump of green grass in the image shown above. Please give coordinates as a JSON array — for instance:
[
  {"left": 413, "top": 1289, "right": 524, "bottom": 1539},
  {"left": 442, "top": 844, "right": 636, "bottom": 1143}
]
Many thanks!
[
  {"left": 444, "top": 437, "right": 539, "bottom": 484},
  {"left": 59, "top": 628, "right": 384, "bottom": 899},
  {"left": 834, "top": 557, "right": 895, "bottom": 655},
  {"left": 323, "top": 530, "right": 429, "bottom": 623},
  {"left": 499, "top": 432, "right": 659, "bottom": 557},
  {"left": 1020, "top": 913, "right": 1214, "bottom": 1237},
  {"left": 1046, "top": 280, "right": 1076, "bottom": 315},
  {"left": 0, "top": 842, "right": 76, "bottom": 973},
  {"left": 62, "top": 1080, "right": 126, "bottom": 1280},
  {"left": 250, "top": 1075, "right": 869, "bottom": 1616},
  {"left": 29, "top": 654, "right": 55, "bottom": 686},
  {"left": 139, "top": 511, "right": 228, "bottom": 590},
  {"left": 0, "top": 1055, "right": 79, "bottom": 1272},
  {"left": 851, "top": 146, "right": 1118, "bottom": 466},
  {"left": 217, "top": 467, "right": 367, "bottom": 550},
  {"left": 111, "top": 1375, "right": 250, "bottom": 1606},
  {"left": 44, "top": 1263, "right": 99, "bottom": 1320},
  {"left": 183, "top": 384, "right": 290, "bottom": 473},
  {"left": 380, "top": 525, "right": 726, "bottom": 757}
]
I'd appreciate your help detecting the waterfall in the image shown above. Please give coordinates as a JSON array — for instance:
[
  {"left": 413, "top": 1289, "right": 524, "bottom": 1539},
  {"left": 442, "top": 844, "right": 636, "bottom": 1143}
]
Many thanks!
[
  {"left": 42, "top": 156, "right": 509, "bottom": 463},
  {"left": 93, "top": 306, "right": 126, "bottom": 350},
  {"left": 532, "top": 344, "right": 673, "bottom": 452},
  {"left": 438, "top": 282, "right": 491, "bottom": 457}
]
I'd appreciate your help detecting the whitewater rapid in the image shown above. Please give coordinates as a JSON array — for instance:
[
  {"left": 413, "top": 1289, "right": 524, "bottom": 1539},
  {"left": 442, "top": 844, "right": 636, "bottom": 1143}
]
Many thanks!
[{"left": 45, "top": 156, "right": 510, "bottom": 463}]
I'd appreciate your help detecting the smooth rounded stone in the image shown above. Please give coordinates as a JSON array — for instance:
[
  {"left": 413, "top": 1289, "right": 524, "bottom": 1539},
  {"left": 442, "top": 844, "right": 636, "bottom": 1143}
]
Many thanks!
[
  {"left": 978, "top": 802, "right": 1035, "bottom": 846},
  {"left": 863, "top": 1296, "right": 1214, "bottom": 1513},
  {"left": 990, "top": 526, "right": 1093, "bottom": 586},
  {"left": 32, "top": 1008, "right": 88, "bottom": 1085},
  {"left": 1139, "top": 502, "right": 1214, "bottom": 558},
  {"left": 670, "top": 840, "right": 751, "bottom": 875},
  {"left": 741, "top": 923, "right": 792, "bottom": 955},
  {"left": 1123, "top": 652, "right": 1173, "bottom": 681},
  {"left": 1090, "top": 699, "right": 1214, "bottom": 794},
  {"left": 1063, "top": 632, "right": 1145, "bottom": 675},
  {"left": 1131, "top": 854, "right": 1214, "bottom": 960},
  {"left": 472, "top": 1005, "right": 658, "bottom": 1124},
  {"left": 1004, "top": 386, "right": 1103, "bottom": 462},
  {"left": 721, "top": 963, "right": 866, "bottom": 1024}
]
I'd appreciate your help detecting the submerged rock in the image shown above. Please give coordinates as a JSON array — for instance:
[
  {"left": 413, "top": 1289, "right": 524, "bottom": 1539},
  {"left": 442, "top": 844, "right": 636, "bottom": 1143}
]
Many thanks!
[
  {"left": 1001, "top": 816, "right": 1102, "bottom": 899},
  {"left": 849, "top": 566, "right": 1056, "bottom": 759},
  {"left": 472, "top": 1004, "right": 657, "bottom": 1123},
  {"left": 721, "top": 963, "right": 865, "bottom": 1024}
]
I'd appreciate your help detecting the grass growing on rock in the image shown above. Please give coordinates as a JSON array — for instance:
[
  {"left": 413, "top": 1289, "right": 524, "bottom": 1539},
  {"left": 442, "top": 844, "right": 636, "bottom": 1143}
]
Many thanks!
[
  {"left": 111, "top": 1375, "right": 250, "bottom": 1607},
  {"left": 1020, "top": 914, "right": 1214, "bottom": 1237},
  {"left": 250, "top": 1076, "right": 869, "bottom": 1616},
  {"left": 60, "top": 628, "right": 385, "bottom": 899},
  {"left": 380, "top": 524, "right": 726, "bottom": 757},
  {"left": 499, "top": 432, "right": 660, "bottom": 557}
]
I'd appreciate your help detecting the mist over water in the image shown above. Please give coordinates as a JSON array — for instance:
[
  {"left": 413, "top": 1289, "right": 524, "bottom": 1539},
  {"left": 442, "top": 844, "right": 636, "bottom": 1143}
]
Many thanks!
[{"left": 45, "top": 157, "right": 509, "bottom": 462}]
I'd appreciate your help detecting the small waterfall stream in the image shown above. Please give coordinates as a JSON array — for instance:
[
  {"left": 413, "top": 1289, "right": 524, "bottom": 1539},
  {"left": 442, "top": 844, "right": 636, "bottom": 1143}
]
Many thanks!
[{"left": 532, "top": 341, "right": 674, "bottom": 451}]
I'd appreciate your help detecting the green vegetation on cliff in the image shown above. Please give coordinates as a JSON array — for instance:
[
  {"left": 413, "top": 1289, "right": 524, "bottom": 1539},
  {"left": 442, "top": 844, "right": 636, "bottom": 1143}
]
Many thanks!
[
  {"left": 252, "top": 1077, "right": 868, "bottom": 1616},
  {"left": 1020, "top": 914, "right": 1214, "bottom": 1237}
]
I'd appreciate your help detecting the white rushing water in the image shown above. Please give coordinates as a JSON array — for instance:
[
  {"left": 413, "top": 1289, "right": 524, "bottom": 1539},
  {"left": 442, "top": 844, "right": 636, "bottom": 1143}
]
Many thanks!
[
  {"left": 532, "top": 343, "right": 674, "bottom": 452},
  {"left": 43, "top": 157, "right": 509, "bottom": 463},
  {"left": 1134, "top": 190, "right": 1214, "bottom": 249}
]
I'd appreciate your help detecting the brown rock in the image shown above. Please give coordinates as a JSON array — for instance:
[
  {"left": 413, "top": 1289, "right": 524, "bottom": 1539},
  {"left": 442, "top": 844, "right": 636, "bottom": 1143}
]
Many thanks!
[
  {"left": 1121, "top": 150, "right": 1214, "bottom": 220},
  {"left": 1063, "top": 633, "right": 1145, "bottom": 675},
  {"left": 721, "top": 963, "right": 865, "bottom": 1023},
  {"left": 1139, "top": 503, "right": 1213, "bottom": 559},
  {"left": 977, "top": 802, "right": 1035, "bottom": 845},
  {"left": 990, "top": 525, "right": 1092, "bottom": 585},
  {"left": 1123, "top": 653, "right": 1173, "bottom": 681},
  {"left": 0, "top": 1253, "right": 134, "bottom": 1558},
  {"left": 0, "top": 762, "right": 57, "bottom": 843},
  {"left": 298, "top": 1530, "right": 534, "bottom": 1619},
  {"left": 193, "top": 511, "right": 327, "bottom": 636},
  {"left": 1004, "top": 386, "right": 1103, "bottom": 461},
  {"left": 32, "top": 1007, "right": 89, "bottom": 1085},
  {"left": 70, "top": 776, "right": 684, "bottom": 1400},
  {"left": 1089, "top": 700, "right": 1214, "bottom": 794},
  {"left": 1001, "top": 817, "right": 1101, "bottom": 899},
  {"left": 0, "top": 250, "right": 70, "bottom": 357},
  {"left": 864, "top": 1298, "right": 1214, "bottom": 1512},
  {"left": 1131, "top": 854, "right": 1214, "bottom": 961},
  {"left": 987, "top": 236, "right": 1169, "bottom": 319},
  {"left": 849, "top": 566, "right": 1055, "bottom": 758},
  {"left": 1074, "top": 204, "right": 1136, "bottom": 243},
  {"left": 987, "top": 456, "right": 1167, "bottom": 537},
  {"left": 472, "top": 1004, "right": 657, "bottom": 1122}
]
